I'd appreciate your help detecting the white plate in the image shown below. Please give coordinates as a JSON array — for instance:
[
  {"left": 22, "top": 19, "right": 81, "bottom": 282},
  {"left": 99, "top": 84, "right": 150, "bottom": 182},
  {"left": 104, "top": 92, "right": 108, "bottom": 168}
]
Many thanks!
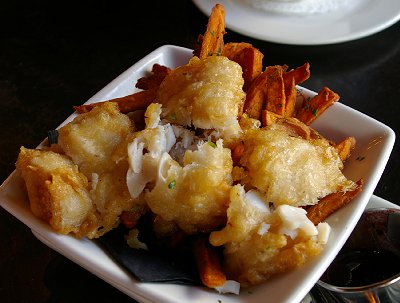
[
  {"left": 192, "top": 0, "right": 400, "bottom": 45},
  {"left": 0, "top": 45, "right": 395, "bottom": 303}
]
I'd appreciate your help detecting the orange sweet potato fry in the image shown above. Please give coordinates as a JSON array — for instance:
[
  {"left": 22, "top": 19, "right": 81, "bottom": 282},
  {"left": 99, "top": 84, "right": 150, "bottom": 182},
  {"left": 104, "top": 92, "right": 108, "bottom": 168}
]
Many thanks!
[
  {"left": 242, "top": 47, "right": 264, "bottom": 92},
  {"left": 281, "top": 118, "right": 311, "bottom": 140},
  {"left": 264, "top": 65, "right": 286, "bottom": 116},
  {"left": 244, "top": 65, "right": 286, "bottom": 119},
  {"left": 261, "top": 109, "right": 278, "bottom": 127},
  {"left": 283, "top": 62, "right": 310, "bottom": 86},
  {"left": 74, "top": 88, "right": 157, "bottom": 114},
  {"left": 222, "top": 42, "right": 264, "bottom": 92},
  {"left": 222, "top": 42, "right": 253, "bottom": 56},
  {"left": 193, "top": 235, "right": 226, "bottom": 288},
  {"left": 335, "top": 136, "right": 356, "bottom": 162},
  {"left": 243, "top": 71, "right": 268, "bottom": 120},
  {"left": 282, "top": 63, "right": 310, "bottom": 117},
  {"left": 261, "top": 110, "right": 311, "bottom": 140},
  {"left": 194, "top": 4, "right": 226, "bottom": 59},
  {"left": 135, "top": 64, "right": 171, "bottom": 90},
  {"left": 284, "top": 76, "right": 297, "bottom": 117},
  {"left": 296, "top": 86, "right": 340, "bottom": 125},
  {"left": 307, "top": 179, "right": 363, "bottom": 225}
]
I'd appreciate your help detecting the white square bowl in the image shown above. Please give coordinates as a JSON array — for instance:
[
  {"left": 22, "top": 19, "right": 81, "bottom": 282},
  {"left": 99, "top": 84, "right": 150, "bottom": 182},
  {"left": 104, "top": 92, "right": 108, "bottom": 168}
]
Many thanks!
[{"left": 0, "top": 45, "right": 395, "bottom": 303}]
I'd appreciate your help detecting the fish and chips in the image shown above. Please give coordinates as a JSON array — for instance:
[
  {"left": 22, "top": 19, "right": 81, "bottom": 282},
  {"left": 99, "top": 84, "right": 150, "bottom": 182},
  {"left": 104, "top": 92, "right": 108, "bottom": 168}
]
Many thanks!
[{"left": 16, "top": 3, "right": 363, "bottom": 293}]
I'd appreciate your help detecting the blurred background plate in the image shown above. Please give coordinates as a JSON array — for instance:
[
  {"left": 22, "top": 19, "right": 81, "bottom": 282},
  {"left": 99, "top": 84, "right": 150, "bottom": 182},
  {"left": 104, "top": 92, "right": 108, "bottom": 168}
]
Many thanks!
[{"left": 192, "top": 0, "right": 400, "bottom": 45}]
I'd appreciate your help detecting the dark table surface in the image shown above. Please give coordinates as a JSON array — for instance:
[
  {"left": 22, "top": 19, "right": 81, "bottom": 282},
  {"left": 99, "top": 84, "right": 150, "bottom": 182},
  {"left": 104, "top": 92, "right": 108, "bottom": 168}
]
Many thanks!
[{"left": 1, "top": 1, "right": 399, "bottom": 302}]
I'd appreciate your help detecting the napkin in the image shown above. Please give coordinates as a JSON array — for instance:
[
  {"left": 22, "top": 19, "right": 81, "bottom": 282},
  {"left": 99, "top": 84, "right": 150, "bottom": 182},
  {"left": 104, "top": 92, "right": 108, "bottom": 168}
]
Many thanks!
[{"left": 98, "top": 224, "right": 201, "bottom": 285}]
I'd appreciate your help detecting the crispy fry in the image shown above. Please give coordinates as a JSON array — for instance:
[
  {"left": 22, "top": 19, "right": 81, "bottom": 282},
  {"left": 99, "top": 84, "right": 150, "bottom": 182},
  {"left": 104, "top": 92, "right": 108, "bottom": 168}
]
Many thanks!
[
  {"left": 266, "top": 63, "right": 310, "bottom": 118},
  {"left": 222, "top": 42, "right": 264, "bottom": 92},
  {"left": 245, "top": 65, "right": 291, "bottom": 120},
  {"left": 296, "top": 86, "right": 340, "bottom": 125},
  {"left": 335, "top": 136, "right": 356, "bottom": 162},
  {"left": 135, "top": 64, "right": 171, "bottom": 90},
  {"left": 281, "top": 118, "right": 311, "bottom": 140},
  {"left": 283, "top": 62, "right": 310, "bottom": 86},
  {"left": 243, "top": 71, "right": 267, "bottom": 120},
  {"left": 307, "top": 179, "right": 364, "bottom": 225},
  {"left": 261, "top": 109, "right": 276, "bottom": 127},
  {"left": 74, "top": 88, "right": 157, "bottom": 114},
  {"left": 193, "top": 235, "right": 226, "bottom": 288},
  {"left": 261, "top": 110, "right": 311, "bottom": 140},
  {"left": 264, "top": 65, "right": 286, "bottom": 116},
  {"left": 222, "top": 42, "right": 252, "bottom": 56},
  {"left": 77, "top": 64, "right": 168, "bottom": 114},
  {"left": 242, "top": 47, "right": 264, "bottom": 90},
  {"left": 194, "top": 4, "right": 226, "bottom": 59},
  {"left": 283, "top": 76, "right": 297, "bottom": 117}
]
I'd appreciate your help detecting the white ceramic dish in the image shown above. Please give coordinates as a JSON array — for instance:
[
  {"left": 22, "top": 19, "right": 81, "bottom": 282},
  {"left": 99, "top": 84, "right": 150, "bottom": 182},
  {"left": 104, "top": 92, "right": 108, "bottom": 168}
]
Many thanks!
[
  {"left": 0, "top": 45, "right": 395, "bottom": 303},
  {"left": 192, "top": 0, "right": 400, "bottom": 45}
]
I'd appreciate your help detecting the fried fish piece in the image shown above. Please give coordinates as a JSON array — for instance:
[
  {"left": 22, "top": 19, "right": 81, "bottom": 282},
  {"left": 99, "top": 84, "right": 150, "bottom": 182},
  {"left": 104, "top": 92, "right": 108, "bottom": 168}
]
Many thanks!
[
  {"left": 210, "top": 185, "right": 324, "bottom": 286},
  {"left": 58, "top": 102, "right": 140, "bottom": 237},
  {"left": 58, "top": 102, "right": 133, "bottom": 178},
  {"left": 156, "top": 55, "right": 245, "bottom": 139},
  {"left": 239, "top": 125, "right": 356, "bottom": 207},
  {"left": 16, "top": 147, "right": 98, "bottom": 236},
  {"left": 143, "top": 139, "right": 233, "bottom": 234}
]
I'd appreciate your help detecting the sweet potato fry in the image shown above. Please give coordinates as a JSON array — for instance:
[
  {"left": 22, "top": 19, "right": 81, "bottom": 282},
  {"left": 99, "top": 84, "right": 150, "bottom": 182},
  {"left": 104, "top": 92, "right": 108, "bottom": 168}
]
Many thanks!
[
  {"left": 281, "top": 63, "right": 310, "bottom": 117},
  {"left": 222, "top": 42, "right": 264, "bottom": 92},
  {"left": 242, "top": 47, "right": 264, "bottom": 88},
  {"left": 281, "top": 118, "right": 311, "bottom": 140},
  {"left": 193, "top": 235, "right": 226, "bottom": 288},
  {"left": 283, "top": 76, "right": 297, "bottom": 117},
  {"left": 194, "top": 4, "right": 226, "bottom": 59},
  {"left": 334, "top": 136, "right": 356, "bottom": 162},
  {"left": 74, "top": 88, "right": 157, "bottom": 114},
  {"left": 283, "top": 62, "right": 310, "bottom": 86},
  {"left": 264, "top": 65, "right": 286, "bottom": 116},
  {"left": 243, "top": 71, "right": 268, "bottom": 120},
  {"left": 245, "top": 65, "right": 286, "bottom": 120},
  {"left": 307, "top": 179, "right": 363, "bottom": 225},
  {"left": 296, "top": 86, "right": 340, "bottom": 125},
  {"left": 135, "top": 64, "right": 171, "bottom": 90},
  {"left": 261, "top": 109, "right": 275, "bottom": 127},
  {"left": 261, "top": 110, "right": 311, "bottom": 140},
  {"left": 222, "top": 42, "right": 252, "bottom": 56}
]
